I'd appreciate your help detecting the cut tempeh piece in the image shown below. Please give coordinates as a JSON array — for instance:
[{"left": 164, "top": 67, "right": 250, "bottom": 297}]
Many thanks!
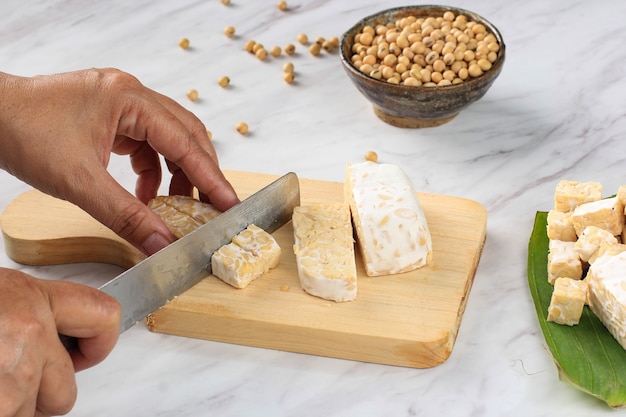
[
  {"left": 547, "top": 277, "right": 588, "bottom": 326},
  {"left": 553, "top": 180, "right": 602, "bottom": 212},
  {"left": 574, "top": 225, "right": 618, "bottom": 263},
  {"left": 547, "top": 240, "right": 582, "bottom": 284},
  {"left": 211, "top": 243, "right": 267, "bottom": 289},
  {"left": 589, "top": 242, "right": 626, "bottom": 265},
  {"left": 211, "top": 224, "right": 281, "bottom": 289},
  {"left": 547, "top": 210, "right": 577, "bottom": 242},
  {"left": 571, "top": 196, "right": 625, "bottom": 237},
  {"left": 292, "top": 203, "right": 357, "bottom": 302},
  {"left": 232, "top": 224, "right": 281, "bottom": 270},
  {"left": 344, "top": 161, "right": 432, "bottom": 277}
]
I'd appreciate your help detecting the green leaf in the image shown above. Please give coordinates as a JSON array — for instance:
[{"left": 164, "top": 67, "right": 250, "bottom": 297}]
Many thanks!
[{"left": 528, "top": 212, "right": 626, "bottom": 408}]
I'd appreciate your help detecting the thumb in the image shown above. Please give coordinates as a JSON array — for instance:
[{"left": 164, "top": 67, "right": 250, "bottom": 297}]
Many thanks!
[
  {"left": 40, "top": 279, "right": 122, "bottom": 372},
  {"left": 72, "top": 168, "right": 175, "bottom": 256}
]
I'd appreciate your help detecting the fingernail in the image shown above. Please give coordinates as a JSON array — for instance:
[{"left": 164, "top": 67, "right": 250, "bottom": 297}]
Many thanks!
[{"left": 142, "top": 233, "right": 172, "bottom": 256}]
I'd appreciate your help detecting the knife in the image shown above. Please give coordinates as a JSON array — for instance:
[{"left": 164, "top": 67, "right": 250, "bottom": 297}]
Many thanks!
[{"left": 60, "top": 172, "right": 300, "bottom": 349}]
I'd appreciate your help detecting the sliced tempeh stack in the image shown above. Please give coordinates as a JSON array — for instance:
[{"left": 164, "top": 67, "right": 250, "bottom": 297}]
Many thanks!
[
  {"left": 292, "top": 203, "right": 357, "bottom": 302},
  {"left": 345, "top": 161, "right": 432, "bottom": 277}
]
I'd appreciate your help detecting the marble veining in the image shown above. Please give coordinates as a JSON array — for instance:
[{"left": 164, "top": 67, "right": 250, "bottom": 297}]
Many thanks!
[{"left": 1, "top": 0, "right": 626, "bottom": 415}]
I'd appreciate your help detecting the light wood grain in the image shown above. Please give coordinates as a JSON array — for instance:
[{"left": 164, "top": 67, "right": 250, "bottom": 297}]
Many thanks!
[
  {"left": 0, "top": 170, "right": 486, "bottom": 368},
  {"left": 0, "top": 190, "right": 145, "bottom": 269}
]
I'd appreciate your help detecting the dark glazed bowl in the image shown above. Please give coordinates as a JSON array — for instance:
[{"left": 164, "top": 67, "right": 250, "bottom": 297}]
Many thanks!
[{"left": 340, "top": 5, "right": 505, "bottom": 128}]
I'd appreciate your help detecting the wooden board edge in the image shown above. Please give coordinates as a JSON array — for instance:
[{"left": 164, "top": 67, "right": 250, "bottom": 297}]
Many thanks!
[
  {"left": 451, "top": 223, "right": 487, "bottom": 340},
  {"left": 146, "top": 308, "right": 452, "bottom": 369},
  {"left": 1, "top": 230, "right": 141, "bottom": 269}
]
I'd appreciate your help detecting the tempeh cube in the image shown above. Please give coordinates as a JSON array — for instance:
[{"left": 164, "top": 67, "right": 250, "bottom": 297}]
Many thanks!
[
  {"left": 617, "top": 185, "right": 626, "bottom": 208},
  {"left": 553, "top": 180, "right": 602, "bottom": 212},
  {"left": 589, "top": 242, "right": 626, "bottom": 265},
  {"left": 574, "top": 225, "right": 618, "bottom": 263},
  {"left": 547, "top": 277, "right": 588, "bottom": 326},
  {"left": 548, "top": 240, "right": 582, "bottom": 284},
  {"left": 547, "top": 210, "right": 577, "bottom": 242},
  {"left": 571, "top": 196, "right": 624, "bottom": 236},
  {"left": 211, "top": 243, "right": 266, "bottom": 289},
  {"left": 211, "top": 224, "right": 281, "bottom": 289}
]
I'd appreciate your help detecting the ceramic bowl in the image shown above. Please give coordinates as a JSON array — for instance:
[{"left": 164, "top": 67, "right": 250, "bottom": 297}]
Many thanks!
[{"left": 340, "top": 5, "right": 505, "bottom": 128}]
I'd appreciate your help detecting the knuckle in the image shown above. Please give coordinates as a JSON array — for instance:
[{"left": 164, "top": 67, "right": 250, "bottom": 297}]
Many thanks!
[
  {"left": 86, "top": 67, "right": 139, "bottom": 92},
  {"left": 43, "top": 387, "right": 77, "bottom": 416},
  {"left": 99, "top": 293, "right": 122, "bottom": 332},
  {"left": 108, "top": 202, "right": 150, "bottom": 244}
]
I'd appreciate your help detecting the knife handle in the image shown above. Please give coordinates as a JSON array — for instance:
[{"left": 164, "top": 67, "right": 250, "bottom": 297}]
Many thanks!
[{"left": 59, "top": 334, "right": 78, "bottom": 352}]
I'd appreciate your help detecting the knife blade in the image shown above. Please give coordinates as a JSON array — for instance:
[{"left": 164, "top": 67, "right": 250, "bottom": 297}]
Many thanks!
[{"left": 60, "top": 172, "right": 299, "bottom": 349}]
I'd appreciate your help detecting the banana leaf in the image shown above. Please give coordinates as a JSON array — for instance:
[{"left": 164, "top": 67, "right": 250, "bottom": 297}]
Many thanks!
[{"left": 528, "top": 211, "right": 626, "bottom": 408}]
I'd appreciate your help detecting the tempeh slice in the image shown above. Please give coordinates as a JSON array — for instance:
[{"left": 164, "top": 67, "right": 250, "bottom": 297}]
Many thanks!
[
  {"left": 344, "top": 161, "right": 432, "bottom": 277},
  {"left": 292, "top": 203, "right": 357, "bottom": 302}
]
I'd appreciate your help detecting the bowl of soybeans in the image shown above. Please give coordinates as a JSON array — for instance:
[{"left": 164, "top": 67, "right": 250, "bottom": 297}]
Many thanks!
[{"left": 340, "top": 5, "right": 505, "bottom": 128}]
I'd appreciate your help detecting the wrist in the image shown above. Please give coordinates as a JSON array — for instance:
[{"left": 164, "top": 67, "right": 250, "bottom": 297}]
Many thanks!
[{"left": 0, "top": 72, "right": 33, "bottom": 174}]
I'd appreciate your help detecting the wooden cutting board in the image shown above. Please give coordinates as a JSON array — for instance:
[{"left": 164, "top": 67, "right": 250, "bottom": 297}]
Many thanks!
[{"left": 0, "top": 170, "right": 487, "bottom": 368}]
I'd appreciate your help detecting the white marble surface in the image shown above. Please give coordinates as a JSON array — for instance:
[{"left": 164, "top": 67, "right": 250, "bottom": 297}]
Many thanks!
[{"left": 2, "top": 0, "right": 626, "bottom": 415}]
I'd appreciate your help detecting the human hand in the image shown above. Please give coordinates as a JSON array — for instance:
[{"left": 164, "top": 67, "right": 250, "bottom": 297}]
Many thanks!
[
  {"left": 0, "top": 68, "right": 240, "bottom": 255},
  {"left": 0, "top": 267, "right": 120, "bottom": 417}
]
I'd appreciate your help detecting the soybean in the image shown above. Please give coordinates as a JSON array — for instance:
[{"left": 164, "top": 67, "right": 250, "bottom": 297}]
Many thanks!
[
  {"left": 244, "top": 40, "right": 256, "bottom": 52},
  {"left": 236, "top": 122, "right": 249, "bottom": 135},
  {"left": 186, "top": 89, "right": 199, "bottom": 102},
  {"left": 365, "top": 151, "right": 378, "bottom": 162},
  {"left": 284, "top": 72, "right": 295, "bottom": 84},
  {"left": 255, "top": 48, "right": 268, "bottom": 61},
  {"left": 284, "top": 43, "right": 296, "bottom": 55},
  {"left": 297, "top": 33, "right": 309, "bottom": 45},
  {"left": 283, "top": 62, "right": 294, "bottom": 73},
  {"left": 224, "top": 26, "right": 236, "bottom": 37},
  {"left": 270, "top": 46, "right": 282, "bottom": 57},
  {"left": 309, "top": 43, "right": 321, "bottom": 56},
  {"left": 179, "top": 38, "right": 190, "bottom": 49},
  {"left": 218, "top": 76, "right": 230, "bottom": 88}
]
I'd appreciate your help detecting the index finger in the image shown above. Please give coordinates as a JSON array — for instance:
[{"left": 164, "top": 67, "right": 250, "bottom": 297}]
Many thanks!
[{"left": 119, "top": 90, "right": 240, "bottom": 211}]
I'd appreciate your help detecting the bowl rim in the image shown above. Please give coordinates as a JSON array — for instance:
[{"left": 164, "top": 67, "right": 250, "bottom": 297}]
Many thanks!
[{"left": 339, "top": 4, "right": 506, "bottom": 91}]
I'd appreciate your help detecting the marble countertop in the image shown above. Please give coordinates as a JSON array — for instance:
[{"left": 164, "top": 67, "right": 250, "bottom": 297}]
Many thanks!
[{"left": 2, "top": 0, "right": 626, "bottom": 415}]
